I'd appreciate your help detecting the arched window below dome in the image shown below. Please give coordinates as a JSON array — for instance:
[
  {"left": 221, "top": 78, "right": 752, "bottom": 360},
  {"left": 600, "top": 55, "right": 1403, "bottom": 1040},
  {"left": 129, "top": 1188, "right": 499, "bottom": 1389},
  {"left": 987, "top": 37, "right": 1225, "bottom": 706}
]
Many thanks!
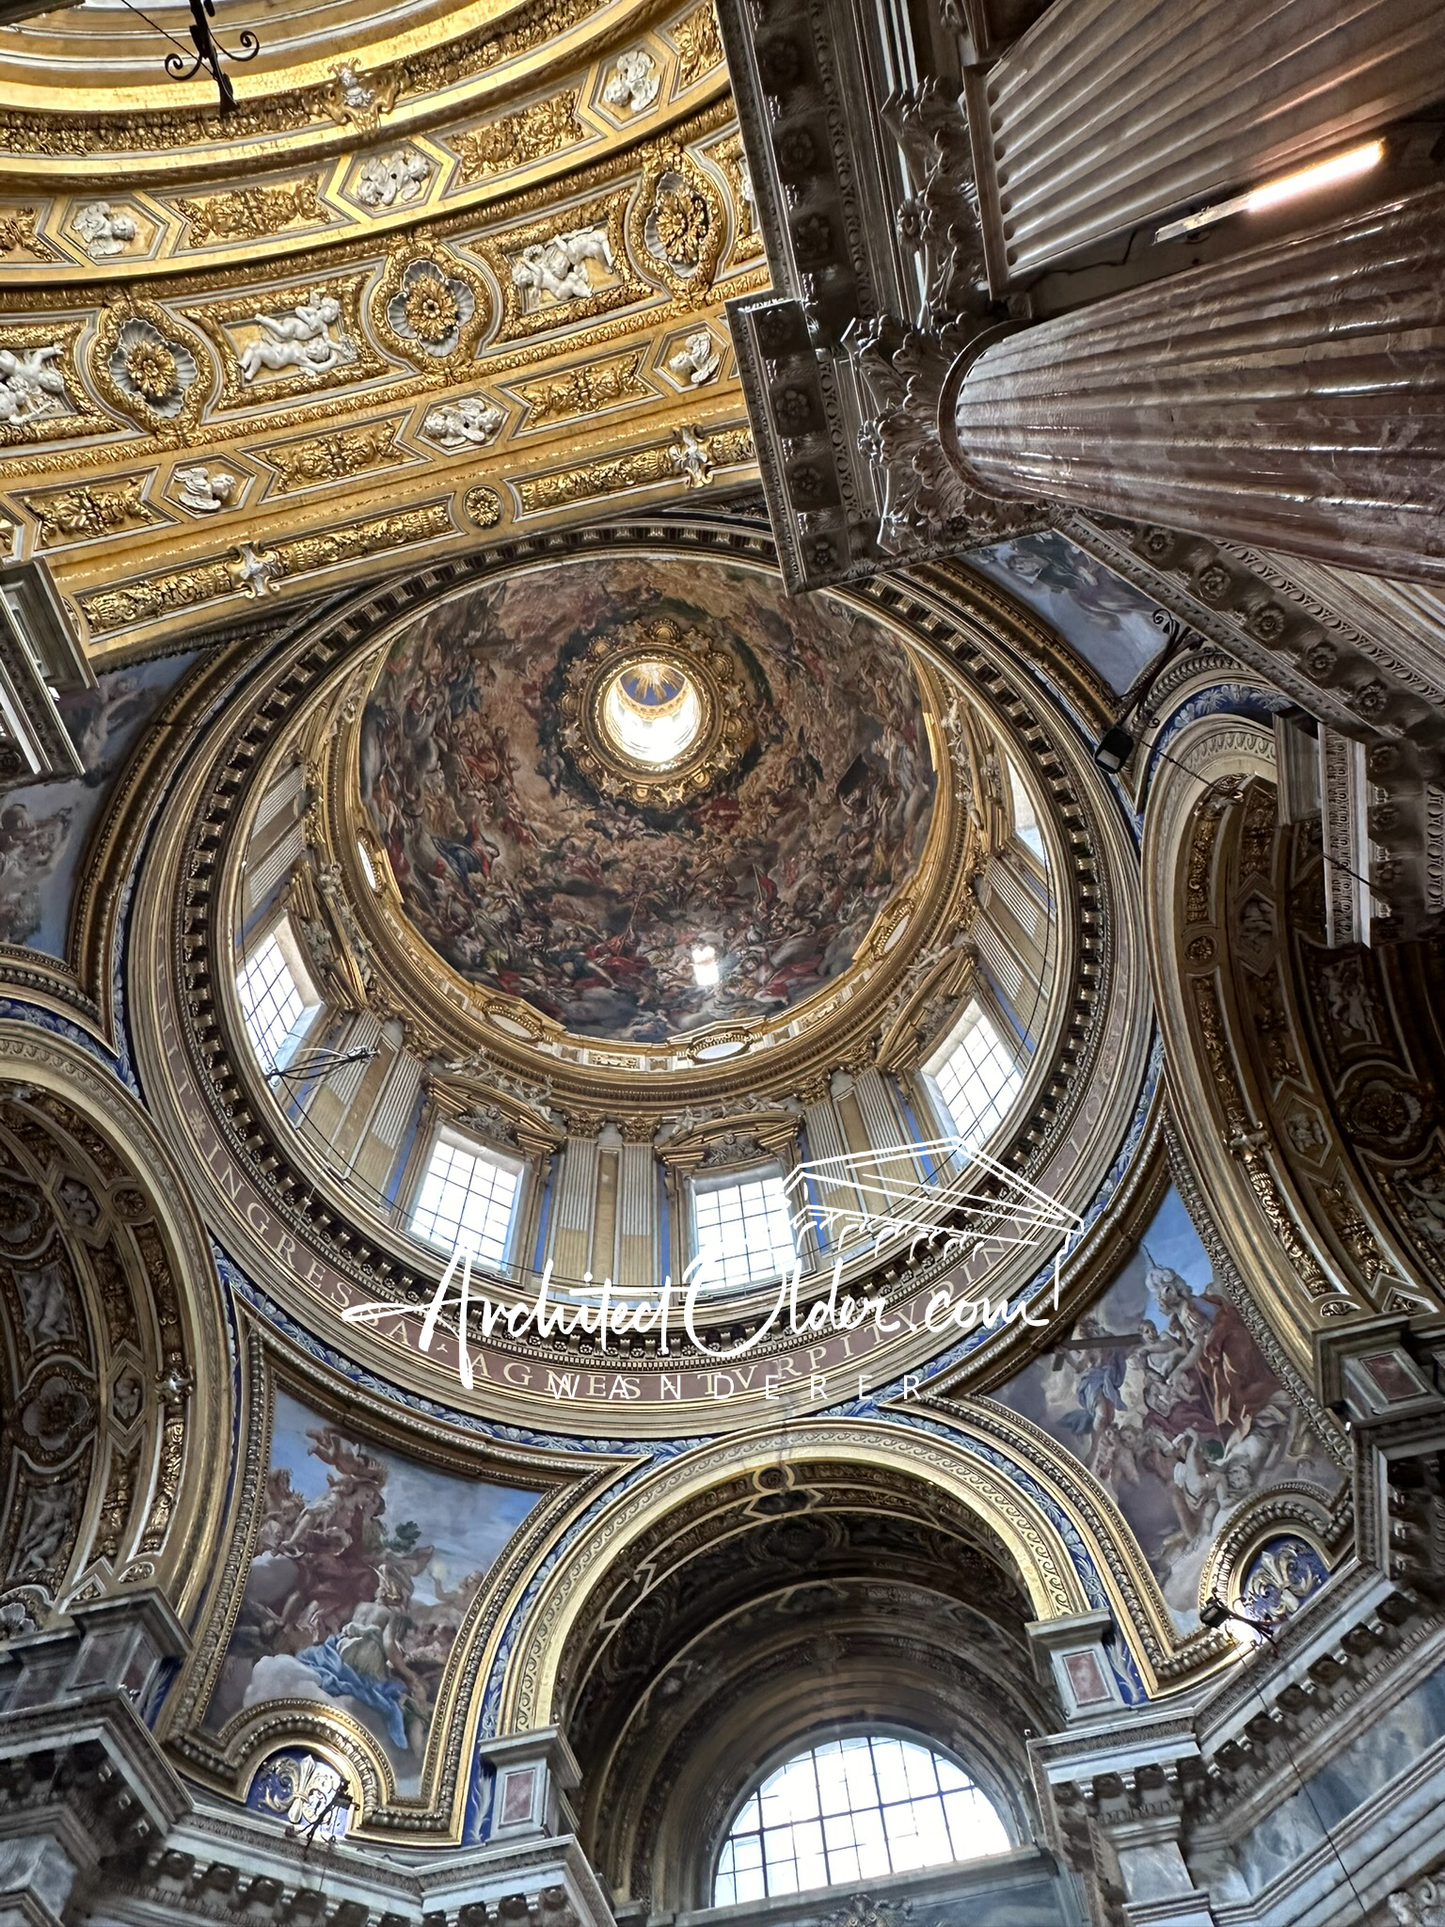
[
  {"left": 236, "top": 918, "right": 323, "bottom": 1075},
  {"left": 712, "top": 1732, "right": 1012, "bottom": 1905},
  {"left": 924, "top": 999, "right": 1024, "bottom": 1145},
  {"left": 690, "top": 1163, "right": 797, "bottom": 1290}
]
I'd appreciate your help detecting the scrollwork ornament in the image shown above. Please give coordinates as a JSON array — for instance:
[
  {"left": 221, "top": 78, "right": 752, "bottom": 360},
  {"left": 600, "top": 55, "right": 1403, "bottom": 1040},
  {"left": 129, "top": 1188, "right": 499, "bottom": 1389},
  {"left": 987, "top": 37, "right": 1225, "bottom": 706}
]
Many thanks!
[
  {"left": 90, "top": 298, "right": 210, "bottom": 438},
  {"left": 628, "top": 145, "right": 725, "bottom": 306},
  {"left": 372, "top": 243, "right": 490, "bottom": 375}
]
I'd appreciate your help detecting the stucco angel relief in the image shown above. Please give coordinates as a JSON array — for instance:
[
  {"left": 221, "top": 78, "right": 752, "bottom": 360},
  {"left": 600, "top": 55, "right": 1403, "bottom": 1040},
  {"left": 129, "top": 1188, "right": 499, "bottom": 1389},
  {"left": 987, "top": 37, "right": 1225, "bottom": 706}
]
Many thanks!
[
  {"left": 510, "top": 224, "right": 617, "bottom": 310},
  {"left": 238, "top": 296, "right": 355, "bottom": 383},
  {"left": 0, "top": 344, "right": 72, "bottom": 428}
]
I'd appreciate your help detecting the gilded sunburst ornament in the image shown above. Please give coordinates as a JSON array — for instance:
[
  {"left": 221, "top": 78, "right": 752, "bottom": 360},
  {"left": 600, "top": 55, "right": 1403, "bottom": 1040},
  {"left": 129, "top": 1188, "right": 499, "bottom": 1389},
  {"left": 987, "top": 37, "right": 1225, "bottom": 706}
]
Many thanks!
[
  {"left": 402, "top": 271, "right": 461, "bottom": 344},
  {"left": 122, "top": 335, "right": 177, "bottom": 404},
  {"left": 105, "top": 314, "right": 199, "bottom": 420},
  {"left": 385, "top": 256, "right": 476, "bottom": 357},
  {"left": 653, "top": 185, "right": 711, "bottom": 269}
]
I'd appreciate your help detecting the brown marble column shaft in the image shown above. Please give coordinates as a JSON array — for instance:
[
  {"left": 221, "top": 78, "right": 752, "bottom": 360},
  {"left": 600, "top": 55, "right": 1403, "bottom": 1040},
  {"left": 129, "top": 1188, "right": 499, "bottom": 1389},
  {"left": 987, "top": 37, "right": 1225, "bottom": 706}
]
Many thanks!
[{"left": 947, "top": 187, "right": 1445, "bottom": 580}]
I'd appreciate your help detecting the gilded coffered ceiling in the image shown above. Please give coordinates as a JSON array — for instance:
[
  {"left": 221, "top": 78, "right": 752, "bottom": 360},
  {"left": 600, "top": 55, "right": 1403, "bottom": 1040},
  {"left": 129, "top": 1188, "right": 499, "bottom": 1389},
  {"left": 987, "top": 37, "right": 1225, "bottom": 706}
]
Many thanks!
[{"left": 0, "top": 0, "right": 764, "bottom": 660}]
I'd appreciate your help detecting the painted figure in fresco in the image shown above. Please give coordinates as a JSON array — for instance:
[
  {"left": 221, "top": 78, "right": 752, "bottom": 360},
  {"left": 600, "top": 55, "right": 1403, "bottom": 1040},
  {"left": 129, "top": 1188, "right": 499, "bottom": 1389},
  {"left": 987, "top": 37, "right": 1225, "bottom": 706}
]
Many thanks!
[
  {"left": 991, "top": 530, "right": 1154, "bottom": 631},
  {"left": 357, "top": 561, "right": 935, "bottom": 1040},
  {"left": 995, "top": 1198, "right": 1340, "bottom": 1622},
  {"left": 210, "top": 1403, "right": 537, "bottom": 1786},
  {"left": 292, "top": 1565, "right": 432, "bottom": 1756},
  {"left": 0, "top": 801, "right": 74, "bottom": 947}
]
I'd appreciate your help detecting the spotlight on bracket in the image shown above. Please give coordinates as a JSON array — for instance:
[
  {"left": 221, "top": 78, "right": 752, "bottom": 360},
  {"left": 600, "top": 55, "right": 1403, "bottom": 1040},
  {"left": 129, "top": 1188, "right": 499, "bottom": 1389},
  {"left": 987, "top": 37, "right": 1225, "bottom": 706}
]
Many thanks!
[
  {"left": 1201, "top": 1596, "right": 1275, "bottom": 1641},
  {"left": 1093, "top": 726, "right": 1136, "bottom": 775}
]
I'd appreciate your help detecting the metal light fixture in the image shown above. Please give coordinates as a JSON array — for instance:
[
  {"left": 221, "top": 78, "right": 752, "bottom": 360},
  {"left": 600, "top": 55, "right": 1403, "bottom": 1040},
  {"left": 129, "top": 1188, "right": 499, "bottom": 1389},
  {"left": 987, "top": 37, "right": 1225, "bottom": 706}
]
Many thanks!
[
  {"left": 1093, "top": 726, "right": 1135, "bottom": 774},
  {"left": 1156, "top": 140, "right": 1384, "bottom": 244},
  {"left": 165, "top": 0, "right": 260, "bottom": 113},
  {"left": 1200, "top": 1596, "right": 1275, "bottom": 1641},
  {"left": 267, "top": 1044, "right": 379, "bottom": 1089}
]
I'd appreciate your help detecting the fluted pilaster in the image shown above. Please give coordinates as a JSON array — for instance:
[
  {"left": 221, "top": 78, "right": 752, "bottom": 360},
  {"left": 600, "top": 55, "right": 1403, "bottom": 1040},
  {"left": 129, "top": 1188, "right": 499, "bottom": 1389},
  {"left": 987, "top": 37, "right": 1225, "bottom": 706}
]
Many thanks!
[{"left": 975, "top": 0, "right": 1442, "bottom": 283}]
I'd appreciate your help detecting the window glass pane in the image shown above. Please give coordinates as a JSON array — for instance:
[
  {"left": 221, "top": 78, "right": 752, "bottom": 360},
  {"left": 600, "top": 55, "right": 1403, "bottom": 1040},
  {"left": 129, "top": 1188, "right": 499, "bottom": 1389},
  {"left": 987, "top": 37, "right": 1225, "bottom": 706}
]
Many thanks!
[
  {"left": 1007, "top": 757, "right": 1046, "bottom": 862},
  {"left": 713, "top": 1735, "right": 1010, "bottom": 1903},
  {"left": 931, "top": 1001, "right": 1023, "bottom": 1144},
  {"left": 692, "top": 1168, "right": 796, "bottom": 1289},
  {"left": 900, "top": 1743, "right": 942, "bottom": 1799},
  {"left": 410, "top": 1135, "right": 519, "bottom": 1266},
  {"left": 814, "top": 1746, "right": 853, "bottom": 1815},
  {"left": 237, "top": 930, "right": 317, "bottom": 1071}
]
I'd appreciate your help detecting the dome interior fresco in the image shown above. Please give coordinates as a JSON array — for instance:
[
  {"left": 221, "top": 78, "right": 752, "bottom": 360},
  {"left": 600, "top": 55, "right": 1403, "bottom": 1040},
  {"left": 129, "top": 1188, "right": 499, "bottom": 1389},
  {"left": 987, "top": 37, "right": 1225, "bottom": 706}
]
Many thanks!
[{"left": 357, "top": 555, "right": 938, "bottom": 1042}]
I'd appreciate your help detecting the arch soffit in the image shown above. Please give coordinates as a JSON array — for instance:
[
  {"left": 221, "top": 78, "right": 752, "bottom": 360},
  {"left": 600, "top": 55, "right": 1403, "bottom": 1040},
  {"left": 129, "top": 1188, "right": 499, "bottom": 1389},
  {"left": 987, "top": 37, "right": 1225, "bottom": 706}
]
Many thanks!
[
  {"left": 1138, "top": 707, "right": 1372, "bottom": 1376},
  {"left": 496, "top": 1417, "right": 1098, "bottom": 1735},
  {"left": 0, "top": 1017, "right": 231, "bottom": 1623}
]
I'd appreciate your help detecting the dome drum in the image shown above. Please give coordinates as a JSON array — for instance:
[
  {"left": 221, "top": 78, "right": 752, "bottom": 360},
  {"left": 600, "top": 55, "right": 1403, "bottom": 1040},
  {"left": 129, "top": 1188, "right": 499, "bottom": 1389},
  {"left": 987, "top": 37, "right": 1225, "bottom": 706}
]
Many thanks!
[{"left": 123, "top": 520, "right": 1149, "bottom": 1436}]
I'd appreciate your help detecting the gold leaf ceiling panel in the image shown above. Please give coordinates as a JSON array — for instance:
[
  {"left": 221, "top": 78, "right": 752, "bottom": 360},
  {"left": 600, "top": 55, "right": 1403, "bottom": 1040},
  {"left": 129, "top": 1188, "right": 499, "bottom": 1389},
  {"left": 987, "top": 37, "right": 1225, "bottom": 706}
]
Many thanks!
[
  {"left": 0, "top": 9, "right": 766, "bottom": 661},
  {"left": 0, "top": 0, "right": 723, "bottom": 178}
]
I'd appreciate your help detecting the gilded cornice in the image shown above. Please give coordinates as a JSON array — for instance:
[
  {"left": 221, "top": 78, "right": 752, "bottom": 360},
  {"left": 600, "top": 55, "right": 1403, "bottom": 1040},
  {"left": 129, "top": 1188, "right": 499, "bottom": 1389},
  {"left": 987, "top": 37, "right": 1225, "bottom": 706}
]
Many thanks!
[{"left": 0, "top": 0, "right": 722, "bottom": 180}]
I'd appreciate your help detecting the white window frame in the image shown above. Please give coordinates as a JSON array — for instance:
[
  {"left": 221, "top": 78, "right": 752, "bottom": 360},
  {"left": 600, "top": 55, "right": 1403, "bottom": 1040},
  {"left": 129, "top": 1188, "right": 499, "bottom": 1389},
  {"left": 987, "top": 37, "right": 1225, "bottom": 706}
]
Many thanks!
[
  {"left": 690, "top": 1162, "right": 798, "bottom": 1292},
  {"left": 711, "top": 1727, "right": 1012, "bottom": 1905},
  {"left": 408, "top": 1123, "right": 525, "bottom": 1271},
  {"left": 236, "top": 916, "right": 324, "bottom": 1075},
  {"left": 923, "top": 997, "right": 1024, "bottom": 1149}
]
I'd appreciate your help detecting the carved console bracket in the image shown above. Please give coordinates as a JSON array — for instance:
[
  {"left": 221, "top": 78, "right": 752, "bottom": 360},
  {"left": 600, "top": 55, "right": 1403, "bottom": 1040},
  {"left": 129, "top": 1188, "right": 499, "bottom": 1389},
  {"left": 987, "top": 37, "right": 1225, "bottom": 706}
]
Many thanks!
[{"left": 1068, "top": 513, "right": 1445, "bottom": 939}]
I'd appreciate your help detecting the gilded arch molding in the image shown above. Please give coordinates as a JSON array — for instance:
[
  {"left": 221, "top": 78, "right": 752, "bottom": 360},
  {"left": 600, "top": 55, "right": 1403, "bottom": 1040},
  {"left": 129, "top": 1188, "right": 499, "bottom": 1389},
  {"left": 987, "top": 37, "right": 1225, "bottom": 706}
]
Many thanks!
[
  {"left": 495, "top": 1417, "right": 1100, "bottom": 1736},
  {"left": 0, "top": 1018, "right": 230, "bottom": 1626},
  {"left": 1142, "top": 710, "right": 1336, "bottom": 1377}
]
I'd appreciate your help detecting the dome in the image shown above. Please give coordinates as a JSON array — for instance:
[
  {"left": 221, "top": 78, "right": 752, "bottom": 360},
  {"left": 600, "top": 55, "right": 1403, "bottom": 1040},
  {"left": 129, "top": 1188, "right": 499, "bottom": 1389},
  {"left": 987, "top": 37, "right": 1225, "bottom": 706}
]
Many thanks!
[{"left": 357, "top": 554, "right": 938, "bottom": 1043}]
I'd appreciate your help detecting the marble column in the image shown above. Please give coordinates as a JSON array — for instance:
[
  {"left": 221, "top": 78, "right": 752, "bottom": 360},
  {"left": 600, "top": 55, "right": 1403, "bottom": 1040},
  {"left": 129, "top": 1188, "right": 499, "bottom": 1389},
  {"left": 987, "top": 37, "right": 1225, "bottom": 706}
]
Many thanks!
[
  {"left": 947, "top": 186, "right": 1445, "bottom": 580},
  {"left": 973, "top": 0, "right": 1443, "bottom": 283}
]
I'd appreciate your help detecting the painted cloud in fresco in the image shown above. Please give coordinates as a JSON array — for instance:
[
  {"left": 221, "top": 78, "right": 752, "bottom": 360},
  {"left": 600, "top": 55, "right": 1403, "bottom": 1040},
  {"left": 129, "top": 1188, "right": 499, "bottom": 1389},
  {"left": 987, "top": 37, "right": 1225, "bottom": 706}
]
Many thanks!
[
  {"left": 968, "top": 530, "right": 1168, "bottom": 696},
  {"left": 0, "top": 652, "right": 196, "bottom": 957},
  {"left": 992, "top": 1186, "right": 1343, "bottom": 1627},
  {"left": 358, "top": 557, "right": 936, "bottom": 1042},
  {"left": 206, "top": 1391, "right": 539, "bottom": 1792}
]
